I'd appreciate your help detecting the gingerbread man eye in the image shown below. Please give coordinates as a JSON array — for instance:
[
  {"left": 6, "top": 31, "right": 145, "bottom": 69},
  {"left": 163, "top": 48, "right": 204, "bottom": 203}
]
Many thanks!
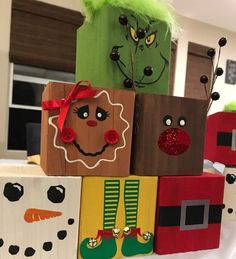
[
  {"left": 96, "top": 107, "right": 110, "bottom": 121},
  {"left": 47, "top": 185, "right": 65, "bottom": 203},
  {"left": 4, "top": 183, "right": 24, "bottom": 202},
  {"left": 74, "top": 105, "right": 89, "bottom": 119},
  {"left": 163, "top": 115, "right": 172, "bottom": 126},
  {"left": 178, "top": 117, "right": 187, "bottom": 127}
]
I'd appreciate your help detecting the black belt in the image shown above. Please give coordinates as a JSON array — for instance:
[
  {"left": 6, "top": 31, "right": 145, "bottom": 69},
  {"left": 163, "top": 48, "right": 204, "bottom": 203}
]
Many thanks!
[
  {"left": 217, "top": 132, "right": 232, "bottom": 146},
  {"left": 158, "top": 204, "right": 222, "bottom": 227}
]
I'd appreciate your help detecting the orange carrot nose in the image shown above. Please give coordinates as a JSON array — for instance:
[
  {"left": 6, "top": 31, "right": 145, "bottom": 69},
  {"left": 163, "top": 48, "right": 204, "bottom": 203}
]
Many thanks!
[{"left": 24, "top": 208, "right": 62, "bottom": 223}]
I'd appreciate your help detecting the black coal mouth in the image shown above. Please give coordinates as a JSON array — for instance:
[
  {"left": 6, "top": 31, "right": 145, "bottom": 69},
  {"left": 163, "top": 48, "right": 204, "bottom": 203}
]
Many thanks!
[{"left": 0, "top": 217, "right": 75, "bottom": 257}]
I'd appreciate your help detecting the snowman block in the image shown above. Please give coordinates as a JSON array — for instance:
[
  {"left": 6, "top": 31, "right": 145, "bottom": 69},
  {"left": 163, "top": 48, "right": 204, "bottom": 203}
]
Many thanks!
[
  {"left": 0, "top": 164, "right": 81, "bottom": 259},
  {"left": 155, "top": 172, "right": 224, "bottom": 255},
  {"left": 76, "top": 3, "right": 172, "bottom": 94},
  {"left": 204, "top": 112, "right": 236, "bottom": 166},
  {"left": 41, "top": 81, "right": 135, "bottom": 176},
  {"left": 218, "top": 167, "right": 236, "bottom": 221},
  {"left": 78, "top": 176, "right": 158, "bottom": 259},
  {"left": 131, "top": 94, "right": 207, "bottom": 176}
]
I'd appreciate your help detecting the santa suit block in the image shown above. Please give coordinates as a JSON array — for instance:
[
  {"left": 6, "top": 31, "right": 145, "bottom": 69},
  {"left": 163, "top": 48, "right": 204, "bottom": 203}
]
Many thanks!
[
  {"left": 204, "top": 112, "right": 236, "bottom": 166},
  {"left": 155, "top": 172, "right": 224, "bottom": 255}
]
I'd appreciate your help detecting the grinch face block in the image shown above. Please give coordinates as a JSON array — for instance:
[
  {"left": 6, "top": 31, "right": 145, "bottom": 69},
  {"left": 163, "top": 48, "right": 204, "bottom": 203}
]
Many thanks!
[
  {"left": 41, "top": 82, "right": 134, "bottom": 176},
  {"left": 76, "top": 5, "right": 171, "bottom": 94},
  {"left": 0, "top": 164, "right": 81, "bottom": 258},
  {"left": 131, "top": 94, "right": 207, "bottom": 176}
]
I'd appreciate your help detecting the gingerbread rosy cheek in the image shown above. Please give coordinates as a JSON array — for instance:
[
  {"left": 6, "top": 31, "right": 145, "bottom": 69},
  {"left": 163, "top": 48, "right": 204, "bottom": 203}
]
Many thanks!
[
  {"left": 60, "top": 128, "right": 76, "bottom": 143},
  {"left": 104, "top": 129, "right": 120, "bottom": 145},
  {"left": 158, "top": 128, "right": 190, "bottom": 155}
]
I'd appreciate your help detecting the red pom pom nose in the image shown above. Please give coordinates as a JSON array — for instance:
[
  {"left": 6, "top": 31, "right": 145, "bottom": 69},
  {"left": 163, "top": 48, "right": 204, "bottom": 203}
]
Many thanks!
[
  {"left": 158, "top": 128, "right": 190, "bottom": 155},
  {"left": 104, "top": 129, "right": 120, "bottom": 145},
  {"left": 60, "top": 128, "right": 76, "bottom": 143}
]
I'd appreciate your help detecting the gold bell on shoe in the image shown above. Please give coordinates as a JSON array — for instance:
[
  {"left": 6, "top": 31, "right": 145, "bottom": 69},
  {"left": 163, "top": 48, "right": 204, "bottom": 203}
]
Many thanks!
[
  {"left": 112, "top": 228, "right": 121, "bottom": 238},
  {"left": 123, "top": 226, "right": 131, "bottom": 236},
  {"left": 87, "top": 238, "right": 97, "bottom": 248},
  {"left": 143, "top": 232, "right": 151, "bottom": 241}
]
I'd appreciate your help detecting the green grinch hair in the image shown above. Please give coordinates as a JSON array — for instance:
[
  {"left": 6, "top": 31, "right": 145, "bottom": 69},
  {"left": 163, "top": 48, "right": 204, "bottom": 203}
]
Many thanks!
[
  {"left": 224, "top": 101, "right": 236, "bottom": 112},
  {"left": 82, "top": 0, "right": 177, "bottom": 34}
]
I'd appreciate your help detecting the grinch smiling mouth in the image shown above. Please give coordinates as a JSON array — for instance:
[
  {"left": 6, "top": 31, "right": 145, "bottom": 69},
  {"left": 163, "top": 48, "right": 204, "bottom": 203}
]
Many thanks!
[{"left": 110, "top": 45, "right": 169, "bottom": 88}]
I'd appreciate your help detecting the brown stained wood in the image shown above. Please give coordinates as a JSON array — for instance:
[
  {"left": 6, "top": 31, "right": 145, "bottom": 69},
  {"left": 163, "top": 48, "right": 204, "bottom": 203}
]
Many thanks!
[
  {"left": 10, "top": 0, "right": 84, "bottom": 72},
  {"left": 41, "top": 82, "right": 135, "bottom": 176},
  {"left": 131, "top": 93, "right": 207, "bottom": 176}
]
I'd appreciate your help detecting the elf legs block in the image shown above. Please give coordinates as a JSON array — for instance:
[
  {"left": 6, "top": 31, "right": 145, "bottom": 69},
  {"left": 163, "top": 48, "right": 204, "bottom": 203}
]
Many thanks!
[
  {"left": 131, "top": 94, "right": 207, "bottom": 176},
  {"left": 41, "top": 82, "right": 135, "bottom": 176},
  {"left": 0, "top": 164, "right": 81, "bottom": 259},
  {"left": 78, "top": 176, "right": 158, "bottom": 258},
  {"left": 204, "top": 112, "right": 236, "bottom": 166},
  {"left": 155, "top": 172, "right": 224, "bottom": 254},
  {"left": 76, "top": 5, "right": 171, "bottom": 94}
]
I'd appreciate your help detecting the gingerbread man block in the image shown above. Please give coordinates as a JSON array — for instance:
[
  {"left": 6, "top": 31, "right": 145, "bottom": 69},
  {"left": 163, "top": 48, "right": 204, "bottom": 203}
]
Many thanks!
[{"left": 41, "top": 81, "right": 135, "bottom": 176}]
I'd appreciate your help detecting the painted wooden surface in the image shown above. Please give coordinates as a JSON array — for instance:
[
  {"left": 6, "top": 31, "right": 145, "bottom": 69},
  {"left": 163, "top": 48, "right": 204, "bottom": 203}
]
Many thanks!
[
  {"left": 155, "top": 172, "right": 225, "bottom": 255},
  {"left": 41, "top": 82, "right": 135, "bottom": 176},
  {"left": 76, "top": 5, "right": 171, "bottom": 94},
  {"left": 78, "top": 176, "right": 158, "bottom": 259},
  {"left": 131, "top": 93, "right": 207, "bottom": 176},
  {"left": 0, "top": 164, "right": 81, "bottom": 259},
  {"left": 204, "top": 112, "right": 236, "bottom": 166}
]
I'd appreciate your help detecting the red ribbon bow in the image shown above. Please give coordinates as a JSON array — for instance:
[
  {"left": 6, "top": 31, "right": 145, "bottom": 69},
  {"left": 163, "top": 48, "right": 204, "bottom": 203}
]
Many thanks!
[{"left": 42, "top": 80, "right": 97, "bottom": 132}]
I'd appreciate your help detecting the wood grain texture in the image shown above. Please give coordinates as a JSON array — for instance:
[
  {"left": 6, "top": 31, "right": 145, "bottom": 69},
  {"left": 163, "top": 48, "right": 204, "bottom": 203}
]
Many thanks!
[
  {"left": 131, "top": 93, "right": 208, "bottom": 176},
  {"left": 41, "top": 82, "right": 135, "bottom": 176}
]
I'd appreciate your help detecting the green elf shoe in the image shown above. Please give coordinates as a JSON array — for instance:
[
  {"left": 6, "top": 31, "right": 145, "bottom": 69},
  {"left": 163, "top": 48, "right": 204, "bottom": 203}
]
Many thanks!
[
  {"left": 80, "top": 229, "right": 117, "bottom": 259},
  {"left": 121, "top": 227, "right": 153, "bottom": 257}
]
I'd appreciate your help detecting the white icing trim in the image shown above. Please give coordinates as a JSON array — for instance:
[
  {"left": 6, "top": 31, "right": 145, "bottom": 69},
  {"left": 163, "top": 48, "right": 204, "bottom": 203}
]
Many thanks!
[{"left": 48, "top": 90, "right": 130, "bottom": 169}]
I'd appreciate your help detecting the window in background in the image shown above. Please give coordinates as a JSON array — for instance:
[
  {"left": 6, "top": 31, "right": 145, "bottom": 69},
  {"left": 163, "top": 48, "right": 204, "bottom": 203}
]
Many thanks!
[{"left": 8, "top": 64, "right": 75, "bottom": 151}]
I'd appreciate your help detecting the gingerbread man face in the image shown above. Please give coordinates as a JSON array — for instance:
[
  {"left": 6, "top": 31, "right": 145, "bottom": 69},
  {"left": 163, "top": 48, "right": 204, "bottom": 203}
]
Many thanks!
[
  {"left": 49, "top": 90, "right": 129, "bottom": 169},
  {"left": 41, "top": 82, "right": 135, "bottom": 176}
]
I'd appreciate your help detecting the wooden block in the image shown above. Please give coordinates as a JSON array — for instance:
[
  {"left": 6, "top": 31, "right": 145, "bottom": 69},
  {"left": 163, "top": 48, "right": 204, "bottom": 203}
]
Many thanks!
[
  {"left": 76, "top": 4, "right": 171, "bottom": 94},
  {"left": 131, "top": 94, "right": 207, "bottom": 176},
  {"left": 204, "top": 112, "right": 236, "bottom": 166},
  {"left": 41, "top": 82, "right": 135, "bottom": 176},
  {"left": 0, "top": 164, "right": 81, "bottom": 259},
  {"left": 155, "top": 172, "right": 225, "bottom": 255},
  {"left": 78, "top": 176, "right": 158, "bottom": 258},
  {"left": 220, "top": 167, "right": 236, "bottom": 221}
]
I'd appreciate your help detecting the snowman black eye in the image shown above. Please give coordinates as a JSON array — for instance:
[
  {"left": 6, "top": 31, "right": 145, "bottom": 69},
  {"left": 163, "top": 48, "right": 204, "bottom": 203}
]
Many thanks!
[
  {"left": 4, "top": 183, "right": 24, "bottom": 202},
  {"left": 47, "top": 185, "right": 65, "bottom": 203},
  {"left": 73, "top": 105, "right": 89, "bottom": 119},
  {"left": 178, "top": 117, "right": 186, "bottom": 127},
  {"left": 163, "top": 115, "right": 172, "bottom": 126},
  {"left": 96, "top": 107, "right": 110, "bottom": 121}
]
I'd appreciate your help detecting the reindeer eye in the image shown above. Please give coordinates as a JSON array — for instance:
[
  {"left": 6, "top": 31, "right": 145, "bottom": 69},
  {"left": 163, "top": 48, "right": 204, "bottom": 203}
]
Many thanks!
[
  {"left": 178, "top": 117, "right": 186, "bottom": 127},
  {"left": 163, "top": 115, "right": 172, "bottom": 126},
  {"left": 4, "top": 183, "right": 24, "bottom": 202},
  {"left": 47, "top": 185, "right": 65, "bottom": 203}
]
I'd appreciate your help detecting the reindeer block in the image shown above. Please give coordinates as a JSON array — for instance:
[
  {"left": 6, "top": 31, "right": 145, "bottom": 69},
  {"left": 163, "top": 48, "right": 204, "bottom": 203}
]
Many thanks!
[
  {"left": 76, "top": 0, "right": 174, "bottom": 94},
  {"left": 41, "top": 81, "right": 135, "bottom": 176},
  {"left": 78, "top": 176, "right": 158, "bottom": 259},
  {"left": 155, "top": 172, "right": 224, "bottom": 255},
  {"left": 131, "top": 94, "right": 207, "bottom": 176},
  {"left": 204, "top": 112, "right": 236, "bottom": 166},
  {"left": 0, "top": 164, "right": 81, "bottom": 259}
]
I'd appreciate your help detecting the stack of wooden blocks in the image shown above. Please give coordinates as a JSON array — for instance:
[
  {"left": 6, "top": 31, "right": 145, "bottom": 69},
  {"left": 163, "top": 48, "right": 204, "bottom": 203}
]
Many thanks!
[{"left": 0, "top": 0, "right": 226, "bottom": 258}]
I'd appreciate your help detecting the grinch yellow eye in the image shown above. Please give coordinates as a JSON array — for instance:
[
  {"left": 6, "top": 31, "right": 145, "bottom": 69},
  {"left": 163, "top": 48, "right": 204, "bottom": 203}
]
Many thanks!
[
  {"left": 129, "top": 26, "right": 139, "bottom": 42},
  {"left": 145, "top": 32, "right": 156, "bottom": 46}
]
